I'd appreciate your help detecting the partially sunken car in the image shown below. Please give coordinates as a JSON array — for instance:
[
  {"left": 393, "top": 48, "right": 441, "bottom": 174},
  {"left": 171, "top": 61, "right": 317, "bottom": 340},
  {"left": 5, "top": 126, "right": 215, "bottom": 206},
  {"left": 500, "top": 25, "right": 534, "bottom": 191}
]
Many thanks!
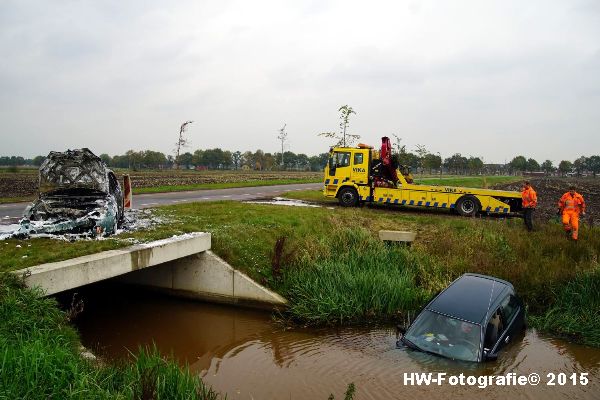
[
  {"left": 397, "top": 273, "right": 525, "bottom": 362},
  {"left": 17, "top": 148, "right": 124, "bottom": 237}
]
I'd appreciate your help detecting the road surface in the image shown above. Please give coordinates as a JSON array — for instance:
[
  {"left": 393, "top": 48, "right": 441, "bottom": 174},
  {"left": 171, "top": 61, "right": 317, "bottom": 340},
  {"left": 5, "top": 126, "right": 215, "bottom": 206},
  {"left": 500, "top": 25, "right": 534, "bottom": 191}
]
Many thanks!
[{"left": 0, "top": 182, "right": 322, "bottom": 224}]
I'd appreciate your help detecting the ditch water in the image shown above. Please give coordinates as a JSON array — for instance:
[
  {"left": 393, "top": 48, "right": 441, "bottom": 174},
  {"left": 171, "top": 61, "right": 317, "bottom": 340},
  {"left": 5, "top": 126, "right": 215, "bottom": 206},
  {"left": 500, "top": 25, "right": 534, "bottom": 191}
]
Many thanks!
[{"left": 69, "top": 284, "right": 600, "bottom": 400}]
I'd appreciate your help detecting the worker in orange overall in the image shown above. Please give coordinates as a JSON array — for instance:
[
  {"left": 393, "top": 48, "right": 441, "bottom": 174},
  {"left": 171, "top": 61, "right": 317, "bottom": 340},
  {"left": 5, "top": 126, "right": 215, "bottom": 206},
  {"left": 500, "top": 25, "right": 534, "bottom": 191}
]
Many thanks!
[
  {"left": 558, "top": 186, "right": 586, "bottom": 241},
  {"left": 521, "top": 181, "right": 537, "bottom": 231}
]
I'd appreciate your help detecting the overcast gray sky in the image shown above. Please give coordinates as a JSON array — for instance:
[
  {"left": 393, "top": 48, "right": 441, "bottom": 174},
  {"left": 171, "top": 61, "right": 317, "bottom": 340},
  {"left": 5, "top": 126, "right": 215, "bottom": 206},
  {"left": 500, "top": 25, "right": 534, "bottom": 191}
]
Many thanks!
[{"left": 1, "top": 0, "right": 599, "bottom": 163}]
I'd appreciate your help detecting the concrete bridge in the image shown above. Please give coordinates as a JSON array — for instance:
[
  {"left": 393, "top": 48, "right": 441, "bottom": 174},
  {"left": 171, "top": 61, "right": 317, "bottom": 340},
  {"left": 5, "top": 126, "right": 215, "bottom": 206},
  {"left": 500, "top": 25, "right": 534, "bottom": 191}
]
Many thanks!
[{"left": 14, "top": 233, "right": 286, "bottom": 309}]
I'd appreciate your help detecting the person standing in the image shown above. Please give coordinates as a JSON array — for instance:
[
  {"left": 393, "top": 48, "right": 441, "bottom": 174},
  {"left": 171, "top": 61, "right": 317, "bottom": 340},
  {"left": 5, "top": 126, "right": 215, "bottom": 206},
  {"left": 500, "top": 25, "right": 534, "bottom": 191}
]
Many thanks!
[
  {"left": 558, "top": 186, "right": 586, "bottom": 241},
  {"left": 521, "top": 181, "right": 537, "bottom": 231}
]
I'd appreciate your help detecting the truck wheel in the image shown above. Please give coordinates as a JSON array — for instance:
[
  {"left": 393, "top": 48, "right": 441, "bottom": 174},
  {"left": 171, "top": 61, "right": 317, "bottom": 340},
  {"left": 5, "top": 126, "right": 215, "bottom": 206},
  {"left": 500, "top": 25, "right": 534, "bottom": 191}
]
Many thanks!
[
  {"left": 456, "top": 195, "right": 480, "bottom": 217},
  {"left": 338, "top": 187, "right": 359, "bottom": 207}
]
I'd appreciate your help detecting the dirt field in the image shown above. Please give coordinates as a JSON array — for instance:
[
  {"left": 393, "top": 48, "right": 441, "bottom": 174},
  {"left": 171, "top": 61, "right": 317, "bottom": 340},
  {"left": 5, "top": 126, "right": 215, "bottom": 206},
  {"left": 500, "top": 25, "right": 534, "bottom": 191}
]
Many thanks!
[
  {"left": 0, "top": 170, "right": 322, "bottom": 199},
  {"left": 493, "top": 177, "right": 599, "bottom": 226}
]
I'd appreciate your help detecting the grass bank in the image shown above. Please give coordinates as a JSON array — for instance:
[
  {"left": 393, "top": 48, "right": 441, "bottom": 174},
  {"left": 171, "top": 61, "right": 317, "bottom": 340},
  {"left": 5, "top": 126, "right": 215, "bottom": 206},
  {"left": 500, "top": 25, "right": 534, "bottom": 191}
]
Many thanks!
[
  {"left": 0, "top": 274, "right": 219, "bottom": 399},
  {"left": 2, "top": 198, "right": 599, "bottom": 345}
]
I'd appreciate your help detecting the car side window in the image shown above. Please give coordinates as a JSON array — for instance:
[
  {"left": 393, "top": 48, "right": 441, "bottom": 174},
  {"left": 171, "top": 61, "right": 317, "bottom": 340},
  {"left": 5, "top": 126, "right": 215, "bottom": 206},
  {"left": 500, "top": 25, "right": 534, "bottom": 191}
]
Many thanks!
[
  {"left": 354, "top": 153, "right": 363, "bottom": 165},
  {"left": 334, "top": 152, "right": 351, "bottom": 167},
  {"left": 500, "top": 295, "right": 519, "bottom": 324},
  {"left": 484, "top": 308, "right": 505, "bottom": 349}
]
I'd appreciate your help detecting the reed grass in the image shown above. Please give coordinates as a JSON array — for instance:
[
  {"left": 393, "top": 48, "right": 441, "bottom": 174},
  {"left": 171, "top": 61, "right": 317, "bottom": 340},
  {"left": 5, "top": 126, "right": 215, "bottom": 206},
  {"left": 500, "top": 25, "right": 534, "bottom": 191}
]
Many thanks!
[{"left": 0, "top": 274, "right": 219, "bottom": 400}]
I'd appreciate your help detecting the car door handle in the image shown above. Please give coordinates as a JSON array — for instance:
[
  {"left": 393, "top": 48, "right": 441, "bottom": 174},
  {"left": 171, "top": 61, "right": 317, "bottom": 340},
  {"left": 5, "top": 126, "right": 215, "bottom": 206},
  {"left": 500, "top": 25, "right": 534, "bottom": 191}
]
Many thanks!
[{"left": 504, "top": 336, "right": 510, "bottom": 344}]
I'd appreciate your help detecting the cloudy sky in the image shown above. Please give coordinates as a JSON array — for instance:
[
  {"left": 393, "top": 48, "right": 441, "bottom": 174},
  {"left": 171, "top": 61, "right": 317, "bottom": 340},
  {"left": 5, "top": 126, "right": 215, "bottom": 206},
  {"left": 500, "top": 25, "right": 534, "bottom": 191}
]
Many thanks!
[{"left": 1, "top": 0, "right": 599, "bottom": 163}]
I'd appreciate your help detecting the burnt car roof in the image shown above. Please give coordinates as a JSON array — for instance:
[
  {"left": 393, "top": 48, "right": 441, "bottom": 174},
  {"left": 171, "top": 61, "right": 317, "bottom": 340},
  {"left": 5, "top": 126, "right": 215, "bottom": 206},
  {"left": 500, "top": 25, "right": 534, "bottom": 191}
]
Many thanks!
[
  {"left": 427, "top": 274, "right": 512, "bottom": 324},
  {"left": 39, "top": 148, "right": 111, "bottom": 195}
]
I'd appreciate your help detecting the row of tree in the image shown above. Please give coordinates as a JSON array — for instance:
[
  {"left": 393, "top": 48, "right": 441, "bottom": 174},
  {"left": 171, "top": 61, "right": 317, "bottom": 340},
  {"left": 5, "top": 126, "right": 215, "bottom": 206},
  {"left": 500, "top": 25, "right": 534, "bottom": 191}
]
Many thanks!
[
  {"left": 102, "top": 149, "right": 330, "bottom": 172},
  {"left": 2, "top": 150, "right": 600, "bottom": 176}
]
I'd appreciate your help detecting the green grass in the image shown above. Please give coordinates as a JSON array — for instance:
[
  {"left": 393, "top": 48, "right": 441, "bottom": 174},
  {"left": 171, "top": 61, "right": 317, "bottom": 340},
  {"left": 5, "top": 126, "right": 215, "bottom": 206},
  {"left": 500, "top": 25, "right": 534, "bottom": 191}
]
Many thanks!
[
  {"left": 280, "top": 228, "right": 430, "bottom": 324},
  {"left": 0, "top": 195, "right": 35, "bottom": 204},
  {"left": 3, "top": 198, "right": 600, "bottom": 345},
  {"left": 133, "top": 178, "right": 320, "bottom": 194},
  {"left": 529, "top": 267, "right": 600, "bottom": 347},
  {"left": 0, "top": 274, "right": 219, "bottom": 399}
]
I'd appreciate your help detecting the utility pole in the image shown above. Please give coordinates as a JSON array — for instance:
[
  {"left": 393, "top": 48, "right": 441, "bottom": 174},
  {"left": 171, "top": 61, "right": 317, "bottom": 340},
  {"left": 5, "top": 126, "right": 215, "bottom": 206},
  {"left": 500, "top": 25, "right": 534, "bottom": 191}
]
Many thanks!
[{"left": 277, "top": 123, "right": 287, "bottom": 168}]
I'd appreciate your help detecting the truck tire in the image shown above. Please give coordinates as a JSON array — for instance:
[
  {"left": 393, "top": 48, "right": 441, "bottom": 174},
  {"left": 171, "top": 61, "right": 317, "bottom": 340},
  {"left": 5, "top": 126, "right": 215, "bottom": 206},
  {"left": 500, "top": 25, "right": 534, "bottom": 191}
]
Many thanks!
[
  {"left": 456, "top": 195, "right": 480, "bottom": 217},
  {"left": 338, "top": 187, "right": 359, "bottom": 207}
]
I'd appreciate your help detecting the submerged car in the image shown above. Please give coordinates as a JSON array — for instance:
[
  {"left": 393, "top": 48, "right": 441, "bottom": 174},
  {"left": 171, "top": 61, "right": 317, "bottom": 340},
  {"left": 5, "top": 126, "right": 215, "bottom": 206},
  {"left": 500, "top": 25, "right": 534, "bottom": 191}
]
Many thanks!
[
  {"left": 18, "top": 148, "right": 124, "bottom": 237},
  {"left": 397, "top": 273, "right": 525, "bottom": 362}
]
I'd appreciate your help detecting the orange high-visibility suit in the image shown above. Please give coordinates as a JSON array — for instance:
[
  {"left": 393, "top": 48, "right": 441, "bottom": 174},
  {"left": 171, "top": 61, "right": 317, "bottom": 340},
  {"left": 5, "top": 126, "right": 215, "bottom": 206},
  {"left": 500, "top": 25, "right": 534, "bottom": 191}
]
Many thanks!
[
  {"left": 558, "top": 192, "right": 586, "bottom": 240},
  {"left": 522, "top": 186, "right": 537, "bottom": 207},
  {"left": 521, "top": 186, "right": 537, "bottom": 231}
]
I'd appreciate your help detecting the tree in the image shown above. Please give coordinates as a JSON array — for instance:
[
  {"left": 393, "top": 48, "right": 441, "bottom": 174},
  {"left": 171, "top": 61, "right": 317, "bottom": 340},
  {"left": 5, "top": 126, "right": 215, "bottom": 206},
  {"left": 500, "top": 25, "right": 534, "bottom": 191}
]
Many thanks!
[
  {"left": 32, "top": 155, "right": 45, "bottom": 166},
  {"left": 277, "top": 124, "right": 287, "bottom": 167},
  {"left": 558, "top": 160, "right": 573, "bottom": 175},
  {"left": 179, "top": 152, "right": 193, "bottom": 169},
  {"left": 143, "top": 150, "right": 167, "bottom": 169},
  {"left": 414, "top": 144, "right": 428, "bottom": 175},
  {"left": 192, "top": 149, "right": 205, "bottom": 167},
  {"left": 174, "top": 121, "right": 193, "bottom": 169},
  {"left": 444, "top": 153, "right": 468, "bottom": 175},
  {"left": 526, "top": 158, "right": 540, "bottom": 172},
  {"left": 573, "top": 156, "right": 588, "bottom": 176},
  {"left": 391, "top": 134, "right": 406, "bottom": 155},
  {"left": 319, "top": 105, "right": 360, "bottom": 147},
  {"left": 125, "top": 150, "right": 143, "bottom": 170},
  {"left": 541, "top": 160, "right": 554, "bottom": 174},
  {"left": 309, "top": 153, "right": 329, "bottom": 171},
  {"left": 587, "top": 155, "right": 600, "bottom": 177},
  {"left": 231, "top": 151, "right": 242, "bottom": 170},
  {"left": 99, "top": 153, "right": 111, "bottom": 166},
  {"left": 509, "top": 156, "right": 527, "bottom": 174},
  {"left": 467, "top": 156, "right": 484, "bottom": 175},
  {"left": 423, "top": 153, "right": 442, "bottom": 174},
  {"left": 253, "top": 150, "right": 266, "bottom": 171}
]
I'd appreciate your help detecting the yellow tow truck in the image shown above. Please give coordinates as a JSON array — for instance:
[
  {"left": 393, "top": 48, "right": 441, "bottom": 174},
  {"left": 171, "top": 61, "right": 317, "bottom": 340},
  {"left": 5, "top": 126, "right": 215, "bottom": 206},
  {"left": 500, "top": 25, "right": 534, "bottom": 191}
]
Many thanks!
[{"left": 323, "top": 137, "right": 523, "bottom": 217}]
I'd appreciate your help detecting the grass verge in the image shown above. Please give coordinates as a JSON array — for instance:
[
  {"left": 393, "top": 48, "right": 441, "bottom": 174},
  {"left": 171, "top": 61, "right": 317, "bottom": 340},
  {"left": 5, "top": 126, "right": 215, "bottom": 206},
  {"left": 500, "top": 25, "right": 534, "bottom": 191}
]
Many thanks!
[
  {"left": 0, "top": 274, "right": 219, "bottom": 399},
  {"left": 132, "top": 178, "right": 320, "bottom": 194},
  {"left": 529, "top": 267, "right": 600, "bottom": 347}
]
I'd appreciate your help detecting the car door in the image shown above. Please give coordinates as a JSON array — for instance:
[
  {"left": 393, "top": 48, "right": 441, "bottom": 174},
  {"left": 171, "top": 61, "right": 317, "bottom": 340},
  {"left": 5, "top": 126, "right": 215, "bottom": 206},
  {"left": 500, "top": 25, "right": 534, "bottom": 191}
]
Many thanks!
[{"left": 490, "top": 294, "right": 521, "bottom": 354}]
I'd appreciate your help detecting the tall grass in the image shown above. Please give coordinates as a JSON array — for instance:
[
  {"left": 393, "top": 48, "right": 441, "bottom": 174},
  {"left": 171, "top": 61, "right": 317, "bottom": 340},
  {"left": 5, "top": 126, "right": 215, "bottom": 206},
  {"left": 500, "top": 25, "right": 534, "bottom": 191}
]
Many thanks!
[
  {"left": 0, "top": 274, "right": 219, "bottom": 399},
  {"left": 529, "top": 267, "right": 600, "bottom": 347},
  {"left": 279, "top": 228, "right": 430, "bottom": 324}
]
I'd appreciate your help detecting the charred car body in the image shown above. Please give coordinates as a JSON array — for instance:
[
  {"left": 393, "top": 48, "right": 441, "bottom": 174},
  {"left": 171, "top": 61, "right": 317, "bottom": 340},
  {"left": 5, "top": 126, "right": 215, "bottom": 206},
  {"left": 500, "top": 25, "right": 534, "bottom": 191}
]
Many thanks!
[{"left": 18, "top": 149, "right": 124, "bottom": 237}]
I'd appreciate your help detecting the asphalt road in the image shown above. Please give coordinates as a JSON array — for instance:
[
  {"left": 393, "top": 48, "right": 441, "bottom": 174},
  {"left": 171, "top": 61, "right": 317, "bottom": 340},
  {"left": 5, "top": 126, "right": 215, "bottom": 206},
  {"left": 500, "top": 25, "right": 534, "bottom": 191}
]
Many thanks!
[{"left": 0, "top": 182, "right": 323, "bottom": 224}]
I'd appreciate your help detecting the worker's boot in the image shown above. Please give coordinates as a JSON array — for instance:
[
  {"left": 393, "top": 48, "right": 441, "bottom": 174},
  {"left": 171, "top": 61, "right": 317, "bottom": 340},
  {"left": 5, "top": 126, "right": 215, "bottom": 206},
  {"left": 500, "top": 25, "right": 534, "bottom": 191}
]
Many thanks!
[{"left": 565, "top": 230, "right": 571, "bottom": 240}]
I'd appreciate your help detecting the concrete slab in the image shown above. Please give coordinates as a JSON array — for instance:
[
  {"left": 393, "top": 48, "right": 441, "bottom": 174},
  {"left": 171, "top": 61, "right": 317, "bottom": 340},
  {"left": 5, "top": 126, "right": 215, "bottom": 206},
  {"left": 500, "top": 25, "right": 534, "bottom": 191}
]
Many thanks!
[
  {"left": 120, "top": 251, "right": 287, "bottom": 309},
  {"left": 378, "top": 230, "right": 417, "bottom": 242},
  {"left": 14, "top": 232, "right": 211, "bottom": 295}
]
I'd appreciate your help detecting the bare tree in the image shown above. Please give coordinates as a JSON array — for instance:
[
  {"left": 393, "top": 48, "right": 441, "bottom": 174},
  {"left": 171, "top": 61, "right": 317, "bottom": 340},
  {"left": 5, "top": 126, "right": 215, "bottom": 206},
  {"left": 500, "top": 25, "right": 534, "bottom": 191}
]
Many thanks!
[
  {"left": 319, "top": 105, "right": 360, "bottom": 147},
  {"left": 174, "top": 121, "right": 193, "bottom": 169},
  {"left": 391, "top": 134, "right": 406, "bottom": 154},
  {"left": 415, "top": 144, "right": 428, "bottom": 176},
  {"left": 277, "top": 123, "right": 287, "bottom": 167}
]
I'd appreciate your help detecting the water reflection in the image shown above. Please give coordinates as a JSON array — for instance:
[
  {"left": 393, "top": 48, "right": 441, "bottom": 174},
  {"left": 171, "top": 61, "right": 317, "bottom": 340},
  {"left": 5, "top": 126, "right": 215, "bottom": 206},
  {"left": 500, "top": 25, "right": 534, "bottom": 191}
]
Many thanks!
[{"left": 68, "top": 283, "right": 600, "bottom": 400}]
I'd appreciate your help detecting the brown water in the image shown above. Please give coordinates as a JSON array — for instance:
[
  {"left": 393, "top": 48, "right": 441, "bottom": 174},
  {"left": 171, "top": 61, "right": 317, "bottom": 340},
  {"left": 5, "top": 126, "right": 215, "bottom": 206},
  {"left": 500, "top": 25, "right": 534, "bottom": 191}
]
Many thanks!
[{"left": 70, "top": 284, "right": 600, "bottom": 400}]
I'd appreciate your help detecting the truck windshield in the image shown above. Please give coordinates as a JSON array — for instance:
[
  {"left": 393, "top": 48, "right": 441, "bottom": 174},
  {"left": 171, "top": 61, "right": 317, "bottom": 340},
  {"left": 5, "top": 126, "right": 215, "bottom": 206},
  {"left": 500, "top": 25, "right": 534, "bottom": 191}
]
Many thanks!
[{"left": 404, "top": 310, "right": 481, "bottom": 362}]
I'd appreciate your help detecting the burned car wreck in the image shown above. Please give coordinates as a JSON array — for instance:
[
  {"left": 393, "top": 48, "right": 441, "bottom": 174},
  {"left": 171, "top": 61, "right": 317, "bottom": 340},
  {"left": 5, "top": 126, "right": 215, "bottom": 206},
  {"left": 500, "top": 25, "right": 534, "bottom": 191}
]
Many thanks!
[{"left": 17, "top": 148, "right": 124, "bottom": 237}]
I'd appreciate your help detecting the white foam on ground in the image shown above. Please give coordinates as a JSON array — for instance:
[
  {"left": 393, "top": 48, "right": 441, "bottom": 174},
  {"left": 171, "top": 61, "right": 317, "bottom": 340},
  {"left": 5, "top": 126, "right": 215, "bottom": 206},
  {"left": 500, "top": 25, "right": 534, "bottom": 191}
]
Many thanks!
[{"left": 245, "top": 197, "right": 321, "bottom": 208}]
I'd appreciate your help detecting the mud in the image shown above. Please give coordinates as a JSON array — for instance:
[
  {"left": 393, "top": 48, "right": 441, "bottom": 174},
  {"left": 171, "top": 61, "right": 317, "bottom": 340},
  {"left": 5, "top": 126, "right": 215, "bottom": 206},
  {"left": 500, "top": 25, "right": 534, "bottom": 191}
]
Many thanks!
[{"left": 493, "top": 177, "right": 599, "bottom": 226}]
